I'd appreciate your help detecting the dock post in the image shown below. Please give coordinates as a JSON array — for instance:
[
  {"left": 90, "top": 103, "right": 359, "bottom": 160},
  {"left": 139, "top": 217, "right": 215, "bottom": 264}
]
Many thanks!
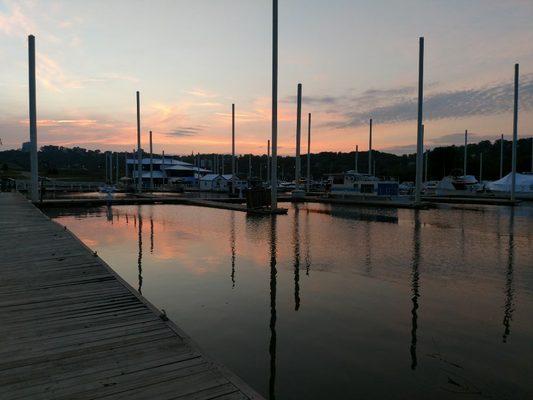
[
  {"left": 306, "top": 113, "right": 311, "bottom": 192},
  {"left": 511, "top": 63, "right": 519, "bottom": 202},
  {"left": 464, "top": 129, "right": 468, "bottom": 176},
  {"left": 500, "top": 134, "right": 504, "bottom": 178},
  {"left": 28, "top": 35, "right": 39, "bottom": 202},
  {"left": 125, "top": 152, "right": 128, "bottom": 178},
  {"left": 295, "top": 83, "right": 302, "bottom": 190},
  {"left": 116, "top": 152, "right": 119, "bottom": 183},
  {"left": 232, "top": 103, "right": 236, "bottom": 194},
  {"left": 270, "top": 0, "right": 279, "bottom": 209},
  {"left": 414, "top": 37, "right": 425, "bottom": 204},
  {"left": 368, "top": 118, "right": 373, "bottom": 175},
  {"left": 149, "top": 130, "right": 153, "bottom": 191},
  {"left": 136, "top": 91, "right": 142, "bottom": 192},
  {"left": 355, "top": 145, "right": 359, "bottom": 174}
]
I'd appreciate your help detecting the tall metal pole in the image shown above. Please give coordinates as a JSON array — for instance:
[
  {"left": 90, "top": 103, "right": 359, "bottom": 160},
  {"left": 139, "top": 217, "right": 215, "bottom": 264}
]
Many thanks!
[
  {"left": 414, "top": 37, "right": 425, "bottom": 204},
  {"left": 162, "top": 150, "right": 165, "bottom": 184},
  {"left": 149, "top": 130, "right": 153, "bottom": 190},
  {"left": 270, "top": 0, "right": 278, "bottom": 209},
  {"left": 267, "top": 140, "right": 271, "bottom": 183},
  {"left": 368, "top": 118, "right": 373, "bottom": 174},
  {"left": 105, "top": 152, "right": 108, "bottom": 184},
  {"left": 355, "top": 145, "right": 359, "bottom": 173},
  {"left": 500, "top": 134, "right": 504, "bottom": 179},
  {"left": 232, "top": 103, "right": 236, "bottom": 194},
  {"left": 295, "top": 83, "right": 302, "bottom": 190},
  {"left": 116, "top": 152, "right": 119, "bottom": 183},
  {"left": 28, "top": 35, "right": 38, "bottom": 202},
  {"left": 463, "top": 129, "right": 468, "bottom": 177},
  {"left": 511, "top": 63, "right": 519, "bottom": 202},
  {"left": 136, "top": 91, "right": 142, "bottom": 192},
  {"left": 306, "top": 113, "right": 311, "bottom": 192}
]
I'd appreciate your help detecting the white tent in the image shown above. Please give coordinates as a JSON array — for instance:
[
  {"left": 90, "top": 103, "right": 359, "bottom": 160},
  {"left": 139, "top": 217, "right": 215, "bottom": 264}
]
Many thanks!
[{"left": 487, "top": 173, "right": 533, "bottom": 193}]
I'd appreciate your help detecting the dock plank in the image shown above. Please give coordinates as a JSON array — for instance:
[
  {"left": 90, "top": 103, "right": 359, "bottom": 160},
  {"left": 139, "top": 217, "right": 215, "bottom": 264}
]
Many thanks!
[{"left": 0, "top": 193, "right": 262, "bottom": 400}]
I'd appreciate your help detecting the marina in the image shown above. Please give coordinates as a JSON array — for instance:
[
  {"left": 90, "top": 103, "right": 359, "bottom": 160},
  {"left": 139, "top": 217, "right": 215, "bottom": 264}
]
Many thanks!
[{"left": 1, "top": 1, "right": 533, "bottom": 399}]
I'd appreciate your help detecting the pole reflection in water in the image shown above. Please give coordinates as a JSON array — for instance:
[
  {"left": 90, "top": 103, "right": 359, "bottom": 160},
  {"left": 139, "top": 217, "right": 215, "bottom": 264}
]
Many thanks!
[
  {"left": 410, "top": 210, "right": 421, "bottom": 370},
  {"left": 137, "top": 206, "right": 143, "bottom": 295},
  {"left": 230, "top": 211, "right": 236, "bottom": 288},
  {"left": 269, "top": 216, "right": 278, "bottom": 400},
  {"left": 150, "top": 209, "right": 154, "bottom": 254},
  {"left": 106, "top": 205, "right": 113, "bottom": 223},
  {"left": 502, "top": 208, "right": 515, "bottom": 343},
  {"left": 293, "top": 206, "right": 301, "bottom": 311},
  {"left": 304, "top": 209, "right": 311, "bottom": 276}
]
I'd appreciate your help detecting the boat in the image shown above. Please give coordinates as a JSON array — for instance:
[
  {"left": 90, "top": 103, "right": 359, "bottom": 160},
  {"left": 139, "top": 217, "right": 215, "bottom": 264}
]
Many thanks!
[
  {"left": 327, "top": 171, "right": 399, "bottom": 197},
  {"left": 486, "top": 172, "right": 533, "bottom": 199},
  {"left": 434, "top": 174, "right": 483, "bottom": 196}
]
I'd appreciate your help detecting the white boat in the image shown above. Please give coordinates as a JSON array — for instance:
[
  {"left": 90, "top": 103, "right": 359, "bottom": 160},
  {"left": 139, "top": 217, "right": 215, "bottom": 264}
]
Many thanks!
[
  {"left": 435, "top": 175, "right": 483, "bottom": 197},
  {"left": 327, "top": 171, "right": 399, "bottom": 197},
  {"left": 486, "top": 172, "right": 533, "bottom": 198}
]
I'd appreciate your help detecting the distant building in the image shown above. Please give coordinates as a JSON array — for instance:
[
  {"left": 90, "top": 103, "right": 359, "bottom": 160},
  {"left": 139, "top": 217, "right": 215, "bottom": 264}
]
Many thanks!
[
  {"left": 21, "top": 142, "right": 31, "bottom": 152},
  {"left": 199, "top": 174, "right": 227, "bottom": 192},
  {"left": 127, "top": 157, "right": 210, "bottom": 187}
]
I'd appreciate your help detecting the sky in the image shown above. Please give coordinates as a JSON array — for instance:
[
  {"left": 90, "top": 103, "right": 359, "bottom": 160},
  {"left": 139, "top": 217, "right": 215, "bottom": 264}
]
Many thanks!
[{"left": 0, "top": 0, "right": 532, "bottom": 155}]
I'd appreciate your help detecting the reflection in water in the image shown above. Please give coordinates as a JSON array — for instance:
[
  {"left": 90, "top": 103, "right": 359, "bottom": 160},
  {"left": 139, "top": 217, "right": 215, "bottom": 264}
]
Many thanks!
[
  {"left": 304, "top": 210, "right": 311, "bottom": 276},
  {"left": 503, "top": 208, "right": 515, "bottom": 343},
  {"left": 293, "top": 207, "right": 301, "bottom": 311},
  {"left": 106, "top": 205, "right": 113, "bottom": 222},
  {"left": 137, "top": 207, "right": 143, "bottom": 295},
  {"left": 150, "top": 215, "right": 154, "bottom": 254},
  {"left": 410, "top": 210, "right": 421, "bottom": 370},
  {"left": 230, "top": 212, "right": 236, "bottom": 288},
  {"left": 269, "top": 216, "right": 278, "bottom": 400}
]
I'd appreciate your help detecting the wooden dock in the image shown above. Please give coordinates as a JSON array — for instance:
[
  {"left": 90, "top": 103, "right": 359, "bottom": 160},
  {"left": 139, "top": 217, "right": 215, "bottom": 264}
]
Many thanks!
[{"left": 0, "top": 193, "right": 263, "bottom": 400}]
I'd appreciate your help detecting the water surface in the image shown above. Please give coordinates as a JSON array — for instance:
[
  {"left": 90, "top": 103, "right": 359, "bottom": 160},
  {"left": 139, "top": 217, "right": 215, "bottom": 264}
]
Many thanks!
[{"left": 47, "top": 203, "right": 533, "bottom": 399}]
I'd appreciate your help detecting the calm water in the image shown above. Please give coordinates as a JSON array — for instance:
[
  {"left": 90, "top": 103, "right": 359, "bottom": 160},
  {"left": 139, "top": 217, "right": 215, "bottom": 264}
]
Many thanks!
[{"left": 47, "top": 203, "right": 533, "bottom": 400}]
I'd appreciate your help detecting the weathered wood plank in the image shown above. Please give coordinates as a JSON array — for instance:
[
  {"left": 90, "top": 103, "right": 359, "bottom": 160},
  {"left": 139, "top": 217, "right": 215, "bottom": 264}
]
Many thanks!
[{"left": 0, "top": 193, "right": 262, "bottom": 400}]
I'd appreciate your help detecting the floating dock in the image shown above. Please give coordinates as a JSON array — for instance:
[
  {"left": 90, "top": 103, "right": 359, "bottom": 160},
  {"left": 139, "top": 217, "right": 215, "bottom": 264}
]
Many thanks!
[{"left": 0, "top": 193, "right": 262, "bottom": 400}]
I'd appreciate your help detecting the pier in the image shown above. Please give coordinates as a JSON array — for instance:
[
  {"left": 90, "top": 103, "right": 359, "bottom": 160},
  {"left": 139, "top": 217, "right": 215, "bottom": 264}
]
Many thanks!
[{"left": 0, "top": 193, "right": 262, "bottom": 400}]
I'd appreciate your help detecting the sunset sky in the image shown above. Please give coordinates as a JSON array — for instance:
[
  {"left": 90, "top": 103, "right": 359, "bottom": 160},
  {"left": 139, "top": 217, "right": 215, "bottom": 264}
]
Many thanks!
[{"left": 1, "top": 0, "right": 532, "bottom": 155}]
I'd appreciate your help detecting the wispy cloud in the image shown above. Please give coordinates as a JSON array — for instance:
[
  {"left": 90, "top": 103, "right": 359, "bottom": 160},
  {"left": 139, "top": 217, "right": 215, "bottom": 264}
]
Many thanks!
[
  {"left": 165, "top": 126, "right": 205, "bottom": 137},
  {"left": 312, "top": 76, "right": 533, "bottom": 129}
]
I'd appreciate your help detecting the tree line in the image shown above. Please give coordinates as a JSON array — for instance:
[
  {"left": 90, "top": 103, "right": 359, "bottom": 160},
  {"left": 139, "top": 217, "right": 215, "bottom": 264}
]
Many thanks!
[{"left": 1, "top": 138, "right": 532, "bottom": 182}]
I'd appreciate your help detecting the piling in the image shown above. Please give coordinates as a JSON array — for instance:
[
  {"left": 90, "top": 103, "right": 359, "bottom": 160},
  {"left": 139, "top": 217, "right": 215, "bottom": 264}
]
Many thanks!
[
  {"left": 28, "top": 35, "right": 38, "bottom": 202},
  {"left": 136, "top": 91, "right": 142, "bottom": 192},
  {"left": 464, "top": 130, "right": 468, "bottom": 176},
  {"left": 295, "top": 83, "right": 302, "bottom": 190},
  {"left": 232, "top": 103, "right": 236, "bottom": 194},
  {"left": 306, "top": 113, "right": 311, "bottom": 192},
  {"left": 116, "top": 152, "right": 119, "bottom": 183},
  {"left": 368, "top": 119, "right": 373, "bottom": 174},
  {"left": 271, "top": 0, "right": 279, "bottom": 208},
  {"left": 500, "top": 134, "right": 504, "bottom": 178},
  {"left": 511, "top": 64, "right": 519, "bottom": 201},
  {"left": 149, "top": 130, "right": 153, "bottom": 190},
  {"left": 415, "top": 37, "right": 425, "bottom": 205}
]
